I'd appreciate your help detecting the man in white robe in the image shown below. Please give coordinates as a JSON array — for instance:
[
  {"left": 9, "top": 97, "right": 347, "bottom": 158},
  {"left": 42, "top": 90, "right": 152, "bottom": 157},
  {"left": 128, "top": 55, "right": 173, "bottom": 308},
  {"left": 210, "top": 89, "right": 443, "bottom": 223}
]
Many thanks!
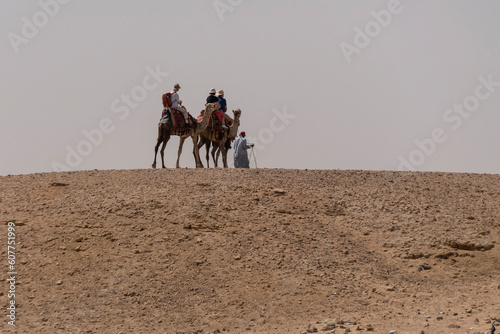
[{"left": 233, "top": 131, "right": 254, "bottom": 168}]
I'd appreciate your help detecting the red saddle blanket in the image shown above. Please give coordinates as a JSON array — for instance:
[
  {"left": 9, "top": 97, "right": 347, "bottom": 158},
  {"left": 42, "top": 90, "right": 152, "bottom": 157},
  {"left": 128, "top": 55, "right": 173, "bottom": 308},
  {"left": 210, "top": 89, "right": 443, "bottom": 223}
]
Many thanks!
[
  {"left": 197, "top": 110, "right": 226, "bottom": 132},
  {"left": 166, "top": 108, "right": 195, "bottom": 129}
]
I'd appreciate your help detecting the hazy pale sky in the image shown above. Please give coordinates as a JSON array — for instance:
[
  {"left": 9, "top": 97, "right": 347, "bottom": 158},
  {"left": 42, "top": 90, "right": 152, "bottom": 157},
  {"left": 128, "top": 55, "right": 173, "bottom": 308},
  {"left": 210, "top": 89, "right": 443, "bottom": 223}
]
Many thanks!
[{"left": 2, "top": 0, "right": 500, "bottom": 175}]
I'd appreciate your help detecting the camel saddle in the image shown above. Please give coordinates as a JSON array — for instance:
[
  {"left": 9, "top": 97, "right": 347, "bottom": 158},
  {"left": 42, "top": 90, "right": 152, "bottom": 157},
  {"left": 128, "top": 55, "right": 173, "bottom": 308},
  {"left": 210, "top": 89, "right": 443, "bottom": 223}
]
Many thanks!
[
  {"left": 161, "top": 108, "right": 196, "bottom": 129},
  {"left": 197, "top": 110, "right": 228, "bottom": 133}
]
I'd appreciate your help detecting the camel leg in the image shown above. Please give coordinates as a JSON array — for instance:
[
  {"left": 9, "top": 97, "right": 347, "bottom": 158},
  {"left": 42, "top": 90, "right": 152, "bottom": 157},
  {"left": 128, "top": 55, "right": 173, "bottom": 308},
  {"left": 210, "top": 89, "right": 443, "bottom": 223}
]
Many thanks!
[
  {"left": 218, "top": 135, "right": 228, "bottom": 168},
  {"left": 205, "top": 141, "right": 211, "bottom": 168},
  {"left": 192, "top": 134, "right": 203, "bottom": 168},
  {"left": 222, "top": 139, "right": 232, "bottom": 168},
  {"left": 197, "top": 136, "right": 208, "bottom": 168},
  {"left": 177, "top": 136, "right": 186, "bottom": 168},
  {"left": 153, "top": 139, "right": 161, "bottom": 169},
  {"left": 212, "top": 144, "right": 219, "bottom": 168},
  {"left": 221, "top": 145, "right": 228, "bottom": 168},
  {"left": 159, "top": 130, "right": 170, "bottom": 169},
  {"left": 160, "top": 138, "right": 169, "bottom": 168},
  {"left": 153, "top": 124, "right": 165, "bottom": 169},
  {"left": 215, "top": 147, "right": 221, "bottom": 167}
]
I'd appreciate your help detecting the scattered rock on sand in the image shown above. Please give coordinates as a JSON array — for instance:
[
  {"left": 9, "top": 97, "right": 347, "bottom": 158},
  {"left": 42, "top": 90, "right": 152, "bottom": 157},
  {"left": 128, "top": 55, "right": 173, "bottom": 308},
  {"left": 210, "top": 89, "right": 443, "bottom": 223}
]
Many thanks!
[
  {"left": 418, "top": 263, "right": 432, "bottom": 271},
  {"left": 322, "top": 322, "right": 336, "bottom": 331},
  {"left": 273, "top": 188, "right": 286, "bottom": 195},
  {"left": 306, "top": 324, "right": 318, "bottom": 333},
  {"left": 49, "top": 182, "right": 69, "bottom": 187}
]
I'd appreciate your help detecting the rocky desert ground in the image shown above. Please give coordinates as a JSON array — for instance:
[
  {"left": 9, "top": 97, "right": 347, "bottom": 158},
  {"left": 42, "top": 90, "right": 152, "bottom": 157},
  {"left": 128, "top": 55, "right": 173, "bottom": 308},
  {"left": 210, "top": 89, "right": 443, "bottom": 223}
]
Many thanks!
[{"left": 0, "top": 168, "right": 499, "bottom": 334}]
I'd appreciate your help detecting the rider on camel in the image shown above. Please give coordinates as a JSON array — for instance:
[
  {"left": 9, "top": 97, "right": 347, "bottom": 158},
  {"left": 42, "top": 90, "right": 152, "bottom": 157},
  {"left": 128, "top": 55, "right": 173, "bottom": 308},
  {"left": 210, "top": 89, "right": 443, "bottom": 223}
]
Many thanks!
[
  {"left": 170, "top": 83, "right": 189, "bottom": 125},
  {"left": 206, "top": 88, "right": 227, "bottom": 129}
]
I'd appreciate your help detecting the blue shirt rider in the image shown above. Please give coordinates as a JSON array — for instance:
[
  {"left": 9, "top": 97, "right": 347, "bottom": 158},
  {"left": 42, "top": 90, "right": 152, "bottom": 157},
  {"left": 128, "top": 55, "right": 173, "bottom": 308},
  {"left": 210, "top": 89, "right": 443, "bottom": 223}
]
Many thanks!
[{"left": 217, "top": 89, "right": 227, "bottom": 115}]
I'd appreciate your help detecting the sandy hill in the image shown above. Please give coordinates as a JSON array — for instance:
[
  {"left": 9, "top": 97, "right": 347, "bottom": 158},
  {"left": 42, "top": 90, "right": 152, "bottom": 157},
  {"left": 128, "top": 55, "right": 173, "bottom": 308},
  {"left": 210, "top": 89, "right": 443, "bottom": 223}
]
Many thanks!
[{"left": 1, "top": 169, "right": 499, "bottom": 334}]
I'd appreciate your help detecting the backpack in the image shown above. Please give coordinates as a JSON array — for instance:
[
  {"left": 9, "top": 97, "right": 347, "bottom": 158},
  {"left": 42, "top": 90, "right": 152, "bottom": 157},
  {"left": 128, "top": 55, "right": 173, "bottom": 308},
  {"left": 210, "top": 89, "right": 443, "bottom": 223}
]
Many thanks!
[{"left": 162, "top": 92, "right": 173, "bottom": 108}]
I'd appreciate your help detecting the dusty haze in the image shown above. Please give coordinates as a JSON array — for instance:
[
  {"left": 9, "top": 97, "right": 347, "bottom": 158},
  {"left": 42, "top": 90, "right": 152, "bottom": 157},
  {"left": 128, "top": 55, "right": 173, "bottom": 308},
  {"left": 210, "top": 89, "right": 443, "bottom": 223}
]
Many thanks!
[{"left": 2, "top": 1, "right": 500, "bottom": 175}]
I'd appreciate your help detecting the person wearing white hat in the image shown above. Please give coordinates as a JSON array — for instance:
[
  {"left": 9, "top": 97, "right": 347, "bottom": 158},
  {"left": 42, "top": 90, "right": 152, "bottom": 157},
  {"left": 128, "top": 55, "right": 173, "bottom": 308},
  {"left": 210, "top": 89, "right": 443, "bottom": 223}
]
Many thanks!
[
  {"left": 217, "top": 89, "right": 233, "bottom": 127},
  {"left": 217, "top": 89, "right": 227, "bottom": 114},
  {"left": 170, "top": 83, "right": 189, "bottom": 125},
  {"left": 206, "top": 88, "right": 218, "bottom": 104}
]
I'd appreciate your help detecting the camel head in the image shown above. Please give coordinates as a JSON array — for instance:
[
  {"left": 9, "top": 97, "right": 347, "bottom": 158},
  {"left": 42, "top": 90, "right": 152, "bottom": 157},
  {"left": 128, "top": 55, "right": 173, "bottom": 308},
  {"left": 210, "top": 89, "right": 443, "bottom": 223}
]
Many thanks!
[
  {"left": 196, "top": 103, "right": 218, "bottom": 133},
  {"left": 232, "top": 108, "right": 242, "bottom": 121},
  {"left": 206, "top": 102, "right": 220, "bottom": 115},
  {"left": 228, "top": 109, "right": 242, "bottom": 139}
]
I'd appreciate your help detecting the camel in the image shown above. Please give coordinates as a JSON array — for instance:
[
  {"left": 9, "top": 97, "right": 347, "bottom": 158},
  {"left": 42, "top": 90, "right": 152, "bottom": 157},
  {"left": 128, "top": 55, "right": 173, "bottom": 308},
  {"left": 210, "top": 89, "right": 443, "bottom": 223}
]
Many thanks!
[
  {"left": 152, "top": 103, "right": 217, "bottom": 169},
  {"left": 198, "top": 109, "right": 242, "bottom": 168}
]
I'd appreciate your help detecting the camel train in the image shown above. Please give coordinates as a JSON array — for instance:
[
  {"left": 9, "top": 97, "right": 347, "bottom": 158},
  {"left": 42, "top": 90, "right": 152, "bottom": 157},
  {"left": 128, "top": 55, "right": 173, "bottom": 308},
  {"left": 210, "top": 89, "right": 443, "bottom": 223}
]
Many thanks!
[{"left": 152, "top": 103, "right": 242, "bottom": 169}]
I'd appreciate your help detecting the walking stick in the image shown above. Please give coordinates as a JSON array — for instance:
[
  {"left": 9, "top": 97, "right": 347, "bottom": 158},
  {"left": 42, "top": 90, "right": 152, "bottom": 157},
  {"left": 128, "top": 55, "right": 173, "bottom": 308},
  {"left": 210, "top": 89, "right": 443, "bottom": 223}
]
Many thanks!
[{"left": 251, "top": 146, "right": 258, "bottom": 169}]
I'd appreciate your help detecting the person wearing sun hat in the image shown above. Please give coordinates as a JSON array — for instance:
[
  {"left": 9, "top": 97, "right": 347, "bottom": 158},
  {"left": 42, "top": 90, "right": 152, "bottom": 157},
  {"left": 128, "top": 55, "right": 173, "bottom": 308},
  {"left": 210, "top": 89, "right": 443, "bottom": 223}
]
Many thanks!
[
  {"left": 170, "top": 83, "right": 189, "bottom": 125},
  {"left": 217, "top": 89, "right": 233, "bottom": 127},
  {"left": 206, "top": 88, "right": 227, "bottom": 129},
  {"left": 217, "top": 89, "right": 227, "bottom": 114},
  {"left": 233, "top": 131, "right": 254, "bottom": 168},
  {"left": 206, "top": 88, "right": 219, "bottom": 104}
]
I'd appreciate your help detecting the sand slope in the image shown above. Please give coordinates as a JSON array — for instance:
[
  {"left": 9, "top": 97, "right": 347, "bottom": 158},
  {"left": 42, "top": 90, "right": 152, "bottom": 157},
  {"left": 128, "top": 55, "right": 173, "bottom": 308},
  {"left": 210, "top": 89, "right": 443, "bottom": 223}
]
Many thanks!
[{"left": 1, "top": 169, "right": 499, "bottom": 334}]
